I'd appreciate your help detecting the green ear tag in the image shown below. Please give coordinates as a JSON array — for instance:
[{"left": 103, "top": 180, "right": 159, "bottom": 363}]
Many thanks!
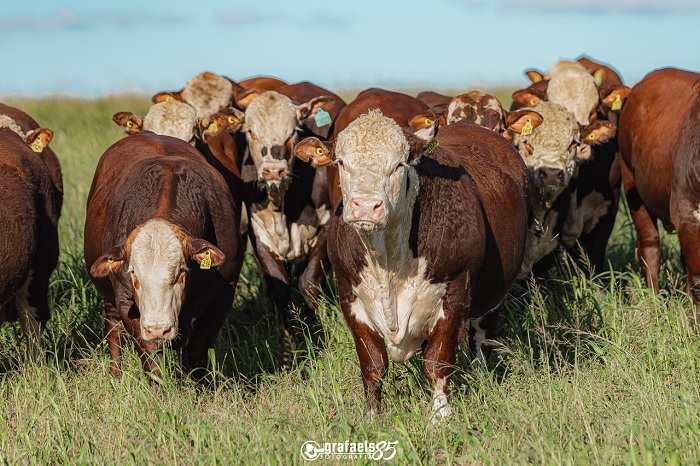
[
  {"left": 611, "top": 94, "right": 622, "bottom": 111},
  {"left": 521, "top": 118, "right": 533, "bottom": 136},
  {"left": 425, "top": 138, "right": 439, "bottom": 153},
  {"left": 200, "top": 250, "right": 212, "bottom": 270},
  {"left": 314, "top": 108, "right": 332, "bottom": 128}
]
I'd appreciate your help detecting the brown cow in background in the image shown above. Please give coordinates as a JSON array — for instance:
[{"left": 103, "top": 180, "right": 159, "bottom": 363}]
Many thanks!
[
  {"left": 618, "top": 67, "right": 700, "bottom": 321},
  {"left": 0, "top": 115, "right": 59, "bottom": 361}
]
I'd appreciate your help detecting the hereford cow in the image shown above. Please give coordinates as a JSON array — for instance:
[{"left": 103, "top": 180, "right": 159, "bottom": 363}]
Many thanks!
[
  {"left": 229, "top": 82, "right": 345, "bottom": 340},
  {"left": 0, "top": 115, "right": 58, "bottom": 361},
  {"left": 152, "top": 71, "right": 287, "bottom": 117},
  {"left": 618, "top": 67, "right": 700, "bottom": 320},
  {"left": 84, "top": 132, "right": 243, "bottom": 379},
  {"left": 328, "top": 88, "right": 428, "bottom": 206},
  {"left": 512, "top": 58, "right": 629, "bottom": 274},
  {"left": 294, "top": 111, "right": 529, "bottom": 419},
  {"left": 0, "top": 103, "right": 63, "bottom": 216}
]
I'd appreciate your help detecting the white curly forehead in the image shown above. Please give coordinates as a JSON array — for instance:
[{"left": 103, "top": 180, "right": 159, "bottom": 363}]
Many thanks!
[
  {"left": 245, "top": 91, "right": 298, "bottom": 144},
  {"left": 182, "top": 72, "right": 233, "bottom": 118},
  {"left": 143, "top": 102, "right": 198, "bottom": 142},
  {"left": 336, "top": 110, "right": 409, "bottom": 167},
  {"left": 526, "top": 102, "right": 579, "bottom": 147},
  {"left": 0, "top": 115, "right": 26, "bottom": 141}
]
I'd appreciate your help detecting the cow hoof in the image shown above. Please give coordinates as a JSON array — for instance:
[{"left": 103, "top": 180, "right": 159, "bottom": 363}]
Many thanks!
[{"left": 431, "top": 394, "right": 453, "bottom": 424}]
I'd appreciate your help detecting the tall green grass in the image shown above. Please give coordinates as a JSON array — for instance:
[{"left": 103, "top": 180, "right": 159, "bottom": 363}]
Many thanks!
[{"left": 0, "top": 95, "right": 698, "bottom": 464}]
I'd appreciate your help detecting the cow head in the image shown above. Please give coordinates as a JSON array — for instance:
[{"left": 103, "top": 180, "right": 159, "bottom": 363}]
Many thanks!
[
  {"left": 89, "top": 219, "right": 224, "bottom": 342},
  {"left": 545, "top": 64, "right": 600, "bottom": 126},
  {"left": 0, "top": 114, "right": 53, "bottom": 152},
  {"left": 153, "top": 71, "right": 235, "bottom": 118},
  {"left": 236, "top": 90, "right": 335, "bottom": 203},
  {"left": 113, "top": 102, "right": 199, "bottom": 144},
  {"left": 509, "top": 102, "right": 586, "bottom": 209},
  {"left": 295, "top": 110, "right": 435, "bottom": 232}
]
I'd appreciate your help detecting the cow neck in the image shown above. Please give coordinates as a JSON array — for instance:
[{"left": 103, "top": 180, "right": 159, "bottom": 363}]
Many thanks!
[{"left": 356, "top": 168, "right": 420, "bottom": 335}]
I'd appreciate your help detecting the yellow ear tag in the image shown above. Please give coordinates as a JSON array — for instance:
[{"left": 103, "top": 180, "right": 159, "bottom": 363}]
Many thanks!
[
  {"left": 425, "top": 138, "right": 439, "bottom": 153},
  {"left": 107, "top": 257, "right": 114, "bottom": 264},
  {"left": 228, "top": 116, "right": 236, "bottom": 125},
  {"left": 530, "top": 98, "right": 537, "bottom": 107},
  {"left": 588, "top": 132, "right": 596, "bottom": 140},
  {"left": 611, "top": 94, "right": 622, "bottom": 111},
  {"left": 31, "top": 138, "right": 44, "bottom": 153},
  {"left": 126, "top": 120, "right": 134, "bottom": 128},
  {"left": 208, "top": 121, "right": 218, "bottom": 132},
  {"left": 200, "top": 250, "right": 212, "bottom": 270},
  {"left": 315, "top": 147, "right": 324, "bottom": 156},
  {"left": 521, "top": 118, "right": 534, "bottom": 136},
  {"left": 424, "top": 118, "right": 432, "bottom": 126},
  {"left": 165, "top": 96, "right": 174, "bottom": 102}
]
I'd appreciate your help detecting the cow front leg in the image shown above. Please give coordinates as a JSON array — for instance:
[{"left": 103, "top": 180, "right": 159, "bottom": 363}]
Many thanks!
[
  {"left": 622, "top": 158, "right": 660, "bottom": 292},
  {"left": 298, "top": 227, "right": 330, "bottom": 343},
  {"left": 104, "top": 302, "right": 125, "bottom": 378}
]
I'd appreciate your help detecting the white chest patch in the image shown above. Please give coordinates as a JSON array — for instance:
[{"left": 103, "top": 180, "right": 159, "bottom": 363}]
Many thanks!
[
  {"left": 519, "top": 209, "right": 559, "bottom": 278},
  {"left": 351, "top": 254, "right": 447, "bottom": 364},
  {"left": 251, "top": 204, "right": 330, "bottom": 264}
]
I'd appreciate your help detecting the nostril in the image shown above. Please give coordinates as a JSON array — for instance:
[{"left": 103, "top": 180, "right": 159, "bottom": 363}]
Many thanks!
[
  {"left": 161, "top": 326, "right": 173, "bottom": 338},
  {"left": 537, "top": 169, "right": 547, "bottom": 181},
  {"left": 373, "top": 200, "right": 384, "bottom": 212},
  {"left": 277, "top": 168, "right": 286, "bottom": 178}
]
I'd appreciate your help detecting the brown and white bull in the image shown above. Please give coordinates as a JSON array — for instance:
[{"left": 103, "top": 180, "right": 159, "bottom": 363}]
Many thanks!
[
  {"left": 84, "top": 132, "right": 243, "bottom": 379},
  {"left": 0, "top": 115, "right": 58, "bottom": 361},
  {"left": 229, "top": 82, "right": 345, "bottom": 337},
  {"left": 618, "top": 67, "right": 700, "bottom": 321},
  {"left": 294, "top": 111, "right": 529, "bottom": 419}
]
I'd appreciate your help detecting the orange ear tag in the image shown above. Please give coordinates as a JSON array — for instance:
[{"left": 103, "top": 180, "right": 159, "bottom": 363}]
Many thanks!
[
  {"left": 521, "top": 118, "right": 533, "bottom": 136},
  {"left": 611, "top": 94, "right": 622, "bottom": 111},
  {"left": 200, "top": 250, "right": 212, "bottom": 270},
  {"left": 31, "top": 138, "right": 43, "bottom": 153}
]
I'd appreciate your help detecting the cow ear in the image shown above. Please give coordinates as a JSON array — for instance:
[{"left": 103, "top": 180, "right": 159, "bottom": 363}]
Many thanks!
[
  {"left": 592, "top": 68, "right": 606, "bottom": 87},
  {"left": 25, "top": 128, "right": 53, "bottom": 153},
  {"left": 600, "top": 85, "right": 631, "bottom": 112},
  {"left": 222, "top": 107, "right": 245, "bottom": 132},
  {"left": 581, "top": 120, "right": 616, "bottom": 146},
  {"left": 408, "top": 112, "right": 445, "bottom": 131},
  {"left": 200, "top": 113, "right": 227, "bottom": 140},
  {"left": 113, "top": 112, "right": 143, "bottom": 135},
  {"left": 234, "top": 89, "right": 262, "bottom": 109},
  {"left": 90, "top": 244, "right": 127, "bottom": 278},
  {"left": 405, "top": 119, "right": 439, "bottom": 165},
  {"left": 525, "top": 69, "right": 544, "bottom": 83},
  {"left": 505, "top": 110, "right": 543, "bottom": 135},
  {"left": 152, "top": 91, "right": 183, "bottom": 104},
  {"left": 185, "top": 237, "right": 225, "bottom": 268},
  {"left": 693, "top": 79, "right": 700, "bottom": 93},
  {"left": 294, "top": 137, "right": 335, "bottom": 167},
  {"left": 512, "top": 88, "right": 546, "bottom": 108}
]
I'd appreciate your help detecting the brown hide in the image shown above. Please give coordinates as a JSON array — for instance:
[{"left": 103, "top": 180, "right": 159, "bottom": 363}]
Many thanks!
[
  {"left": 0, "top": 103, "right": 63, "bottom": 216},
  {"left": 328, "top": 121, "right": 529, "bottom": 416},
  {"left": 84, "top": 131, "right": 243, "bottom": 378},
  {"left": 618, "top": 67, "right": 700, "bottom": 318},
  {"left": 0, "top": 127, "right": 58, "bottom": 329},
  {"left": 416, "top": 91, "right": 453, "bottom": 108},
  {"left": 327, "top": 88, "right": 428, "bottom": 206}
]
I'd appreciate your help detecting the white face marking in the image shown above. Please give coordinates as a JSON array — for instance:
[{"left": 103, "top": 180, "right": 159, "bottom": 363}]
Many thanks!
[
  {"left": 181, "top": 72, "right": 233, "bottom": 118},
  {"left": 129, "top": 219, "right": 186, "bottom": 341},
  {"left": 142, "top": 102, "right": 198, "bottom": 142},
  {"left": 335, "top": 110, "right": 416, "bottom": 231},
  {"left": 244, "top": 91, "right": 298, "bottom": 184},
  {"left": 546, "top": 66, "right": 599, "bottom": 126}
]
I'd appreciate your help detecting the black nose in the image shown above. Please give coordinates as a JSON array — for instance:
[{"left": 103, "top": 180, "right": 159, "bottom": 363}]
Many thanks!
[{"left": 536, "top": 167, "right": 565, "bottom": 186}]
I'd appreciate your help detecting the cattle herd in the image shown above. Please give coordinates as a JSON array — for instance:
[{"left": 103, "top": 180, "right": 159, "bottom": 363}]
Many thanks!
[{"left": 1, "top": 55, "right": 700, "bottom": 421}]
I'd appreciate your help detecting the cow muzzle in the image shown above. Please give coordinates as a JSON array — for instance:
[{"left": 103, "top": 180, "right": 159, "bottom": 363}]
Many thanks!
[{"left": 347, "top": 197, "right": 386, "bottom": 230}]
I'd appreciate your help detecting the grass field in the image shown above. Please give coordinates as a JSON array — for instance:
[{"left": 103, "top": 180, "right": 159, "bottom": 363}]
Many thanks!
[{"left": 0, "top": 94, "right": 699, "bottom": 465}]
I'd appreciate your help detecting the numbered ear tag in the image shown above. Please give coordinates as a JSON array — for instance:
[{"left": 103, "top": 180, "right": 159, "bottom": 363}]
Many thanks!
[
  {"left": 31, "top": 138, "right": 44, "bottom": 153},
  {"left": 425, "top": 138, "right": 439, "bottom": 153},
  {"left": 314, "top": 108, "right": 332, "bottom": 127},
  {"left": 200, "top": 250, "right": 212, "bottom": 270},
  {"left": 611, "top": 94, "right": 622, "bottom": 111},
  {"left": 521, "top": 118, "right": 534, "bottom": 136}
]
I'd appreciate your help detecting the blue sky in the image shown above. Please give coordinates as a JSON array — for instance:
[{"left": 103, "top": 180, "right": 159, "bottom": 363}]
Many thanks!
[{"left": 1, "top": 0, "right": 699, "bottom": 97}]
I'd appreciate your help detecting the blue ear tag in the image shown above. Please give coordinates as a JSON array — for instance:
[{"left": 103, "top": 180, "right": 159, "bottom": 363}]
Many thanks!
[{"left": 314, "top": 108, "right": 332, "bottom": 127}]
